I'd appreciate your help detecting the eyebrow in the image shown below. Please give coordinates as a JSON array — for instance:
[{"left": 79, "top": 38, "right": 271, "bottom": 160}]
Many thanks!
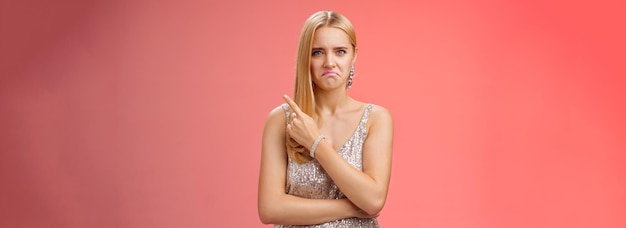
[{"left": 311, "top": 46, "right": 349, "bottom": 50}]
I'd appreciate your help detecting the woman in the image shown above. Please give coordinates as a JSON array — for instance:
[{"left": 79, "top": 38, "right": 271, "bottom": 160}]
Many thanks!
[{"left": 258, "top": 11, "right": 393, "bottom": 227}]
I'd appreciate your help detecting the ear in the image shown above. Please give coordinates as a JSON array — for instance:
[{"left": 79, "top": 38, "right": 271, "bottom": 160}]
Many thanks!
[{"left": 352, "top": 46, "right": 358, "bottom": 65}]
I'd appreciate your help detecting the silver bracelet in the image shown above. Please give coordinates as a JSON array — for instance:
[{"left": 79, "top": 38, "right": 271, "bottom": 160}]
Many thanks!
[{"left": 310, "top": 135, "right": 325, "bottom": 158}]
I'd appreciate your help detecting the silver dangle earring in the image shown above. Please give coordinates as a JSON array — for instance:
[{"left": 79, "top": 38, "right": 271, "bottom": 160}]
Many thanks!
[{"left": 348, "top": 65, "right": 355, "bottom": 88}]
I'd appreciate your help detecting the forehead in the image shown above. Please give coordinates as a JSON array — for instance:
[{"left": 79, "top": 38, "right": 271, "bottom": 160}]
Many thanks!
[{"left": 312, "top": 26, "right": 351, "bottom": 47}]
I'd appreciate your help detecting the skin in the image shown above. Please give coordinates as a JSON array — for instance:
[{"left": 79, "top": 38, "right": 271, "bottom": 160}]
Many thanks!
[{"left": 258, "top": 26, "right": 394, "bottom": 225}]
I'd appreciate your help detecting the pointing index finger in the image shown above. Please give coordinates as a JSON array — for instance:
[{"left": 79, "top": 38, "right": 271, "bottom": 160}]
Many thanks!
[{"left": 283, "top": 94, "right": 304, "bottom": 115}]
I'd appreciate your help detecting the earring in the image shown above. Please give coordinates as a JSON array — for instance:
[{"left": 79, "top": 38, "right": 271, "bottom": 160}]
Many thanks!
[{"left": 348, "top": 65, "right": 354, "bottom": 88}]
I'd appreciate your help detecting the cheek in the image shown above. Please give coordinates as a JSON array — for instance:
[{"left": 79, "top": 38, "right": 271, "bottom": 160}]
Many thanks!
[
  {"left": 309, "top": 60, "right": 322, "bottom": 73},
  {"left": 339, "top": 58, "right": 353, "bottom": 69}
]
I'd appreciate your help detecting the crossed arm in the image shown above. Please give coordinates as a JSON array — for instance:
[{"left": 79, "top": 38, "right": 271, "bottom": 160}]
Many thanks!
[{"left": 257, "top": 97, "right": 393, "bottom": 225}]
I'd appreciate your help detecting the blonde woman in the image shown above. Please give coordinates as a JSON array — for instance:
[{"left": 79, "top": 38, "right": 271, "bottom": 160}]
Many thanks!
[{"left": 258, "top": 11, "right": 393, "bottom": 227}]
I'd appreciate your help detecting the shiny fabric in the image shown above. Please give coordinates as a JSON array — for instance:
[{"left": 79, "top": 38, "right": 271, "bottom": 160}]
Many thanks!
[{"left": 276, "top": 104, "right": 378, "bottom": 228}]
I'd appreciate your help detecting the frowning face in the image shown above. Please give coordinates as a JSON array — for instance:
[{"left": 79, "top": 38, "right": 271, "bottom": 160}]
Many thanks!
[{"left": 310, "top": 26, "right": 357, "bottom": 91}]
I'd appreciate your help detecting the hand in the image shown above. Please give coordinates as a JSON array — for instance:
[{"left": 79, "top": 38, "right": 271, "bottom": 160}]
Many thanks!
[{"left": 283, "top": 94, "right": 320, "bottom": 150}]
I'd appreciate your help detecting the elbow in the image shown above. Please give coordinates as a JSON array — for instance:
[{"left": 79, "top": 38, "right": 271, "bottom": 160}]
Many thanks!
[
  {"left": 258, "top": 207, "right": 275, "bottom": 224},
  {"left": 363, "top": 206, "right": 383, "bottom": 217},
  {"left": 259, "top": 192, "right": 289, "bottom": 224},
  {"left": 259, "top": 214, "right": 273, "bottom": 225},
  {"left": 258, "top": 203, "right": 280, "bottom": 225},
  {"left": 361, "top": 197, "right": 386, "bottom": 216}
]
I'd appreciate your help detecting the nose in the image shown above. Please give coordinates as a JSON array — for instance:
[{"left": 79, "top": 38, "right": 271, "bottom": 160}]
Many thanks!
[{"left": 323, "top": 54, "right": 336, "bottom": 68}]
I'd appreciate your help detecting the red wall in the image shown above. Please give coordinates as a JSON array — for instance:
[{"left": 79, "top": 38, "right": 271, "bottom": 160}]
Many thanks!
[{"left": 1, "top": 0, "right": 624, "bottom": 227}]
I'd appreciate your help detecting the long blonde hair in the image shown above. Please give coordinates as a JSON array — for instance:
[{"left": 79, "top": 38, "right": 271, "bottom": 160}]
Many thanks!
[{"left": 287, "top": 11, "right": 358, "bottom": 163}]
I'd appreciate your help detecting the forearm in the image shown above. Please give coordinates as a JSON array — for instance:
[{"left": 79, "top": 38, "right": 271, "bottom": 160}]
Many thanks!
[
  {"left": 314, "top": 141, "right": 388, "bottom": 215},
  {"left": 259, "top": 195, "right": 359, "bottom": 225}
]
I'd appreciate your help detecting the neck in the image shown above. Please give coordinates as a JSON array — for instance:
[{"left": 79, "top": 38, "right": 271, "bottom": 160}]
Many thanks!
[{"left": 314, "top": 88, "right": 350, "bottom": 115}]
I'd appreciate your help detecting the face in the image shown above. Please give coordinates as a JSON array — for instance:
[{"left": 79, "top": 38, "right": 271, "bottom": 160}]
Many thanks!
[{"left": 310, "top": 26, "right": 357, "bottom": 91}]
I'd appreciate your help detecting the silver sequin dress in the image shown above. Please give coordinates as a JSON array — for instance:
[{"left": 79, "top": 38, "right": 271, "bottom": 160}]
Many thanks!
[{"left": 276, "top": 103, "right": 379, "bottom": 228}]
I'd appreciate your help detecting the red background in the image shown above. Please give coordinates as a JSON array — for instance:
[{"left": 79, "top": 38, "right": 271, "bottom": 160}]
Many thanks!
[{"left": 1, "top": 0, "right": 625, "bottom": 227}]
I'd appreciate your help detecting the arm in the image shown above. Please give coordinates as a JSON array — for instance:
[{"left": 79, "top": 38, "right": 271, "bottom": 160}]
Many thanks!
[
  {"left": 314, "top": 105, "right": 393, "bottom": 215},
  {"left": 257, "top": 106, "right": 373, "bottom": 225},
  {"left": 284, "top": 96, "right": 394, "bottom": 216}
]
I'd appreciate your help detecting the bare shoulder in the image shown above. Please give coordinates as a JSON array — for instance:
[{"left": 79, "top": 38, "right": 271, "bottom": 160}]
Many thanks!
[
  {"left": 263, "top": 104, "right": 288, "bottom": 133},
  {"left": 369, "top": 104, "right": 393, "bottom": 124},
  {"left": 266, "top": 104, "right": 287, "bottom": 120}
]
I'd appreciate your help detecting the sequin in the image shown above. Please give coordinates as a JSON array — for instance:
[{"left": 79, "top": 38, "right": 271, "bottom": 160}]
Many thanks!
[{"left": 276, "top": 104, "right": 378, "bottom": 228}]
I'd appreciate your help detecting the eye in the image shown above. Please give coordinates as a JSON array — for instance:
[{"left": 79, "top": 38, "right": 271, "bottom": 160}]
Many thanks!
[
  {"left": 312, "top": 50, "right": 323, "bottom": 56},
  {"left": 336, "top": 49, "right": 347, "bottom": 55}
]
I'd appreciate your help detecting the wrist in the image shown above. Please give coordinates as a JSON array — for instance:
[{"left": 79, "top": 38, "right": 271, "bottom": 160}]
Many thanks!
[
  {"left": 309, "top": 135, "right": 325, "bottom": 158},
  {"left": 340, "top": 199, "right": 359, "bottom": 218}
]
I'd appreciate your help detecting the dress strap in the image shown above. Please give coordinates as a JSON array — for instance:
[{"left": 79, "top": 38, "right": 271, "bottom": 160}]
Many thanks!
[
  {"left": 281, "top": 103, "right": 291, "bottom": 125},
  {"left": 359, "top": 104, "right": 374, "bottom": 126}
]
